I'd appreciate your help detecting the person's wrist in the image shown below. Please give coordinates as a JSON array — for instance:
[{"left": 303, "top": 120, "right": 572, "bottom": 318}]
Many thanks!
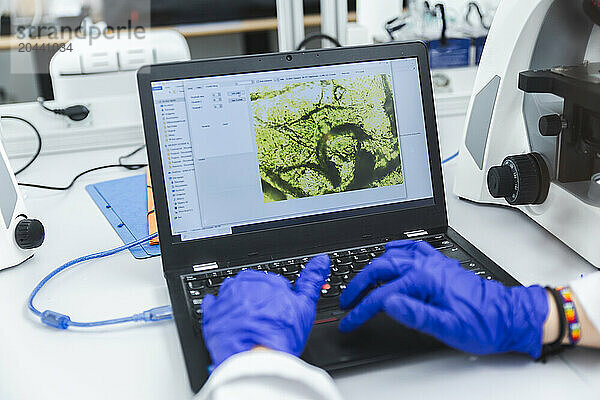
[
  {"left": 542, "top": 289, "right": 563, "bottom": 345},
  {"left": 252, "top": 346, "right": 272, "bottom": 351}
]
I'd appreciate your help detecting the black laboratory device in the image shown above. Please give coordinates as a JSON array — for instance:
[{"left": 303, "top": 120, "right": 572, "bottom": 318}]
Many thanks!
[{"left": 518, "top": 63, "right": 600, "bottom": 184}]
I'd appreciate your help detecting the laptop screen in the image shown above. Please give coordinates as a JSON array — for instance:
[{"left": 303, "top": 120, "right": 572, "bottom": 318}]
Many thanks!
[{"left": 151, "top": 57, "right": 434, "bottom": 242}]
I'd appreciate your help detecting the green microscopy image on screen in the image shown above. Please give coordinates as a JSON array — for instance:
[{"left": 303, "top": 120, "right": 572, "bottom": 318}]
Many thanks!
[{"left": 251, "top": 74, "right": 403, "bottom": 203}]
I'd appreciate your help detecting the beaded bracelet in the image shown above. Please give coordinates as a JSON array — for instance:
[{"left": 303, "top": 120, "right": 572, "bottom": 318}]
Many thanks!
[{"left": 556, "top": 286, "right": 581, "bottom": 346}]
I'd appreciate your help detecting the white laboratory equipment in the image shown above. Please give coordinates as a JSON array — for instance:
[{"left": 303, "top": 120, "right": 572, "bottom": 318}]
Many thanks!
[
  {"left": 0, "top": 122, "right": 44, "bottom": 271},
  {"left": 454, "top": 0, "right": 600, "bottom": 267}
]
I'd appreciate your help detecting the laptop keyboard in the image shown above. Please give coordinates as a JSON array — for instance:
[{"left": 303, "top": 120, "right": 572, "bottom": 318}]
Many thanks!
[{"left": 181, "top": 234, "right": 496, "bottom": 333}]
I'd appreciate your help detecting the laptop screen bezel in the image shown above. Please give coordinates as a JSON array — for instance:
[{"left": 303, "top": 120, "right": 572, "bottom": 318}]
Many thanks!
[{"left": 138, "top": 42, "right": 448, "bottom": 271}]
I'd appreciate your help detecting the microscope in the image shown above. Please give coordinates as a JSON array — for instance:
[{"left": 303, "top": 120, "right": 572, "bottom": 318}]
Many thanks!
[
  {"left": 0, "top": 124, "right": 44, "bottom": 271},
  {"left": 455, "top": 0, "right": 600, "bottom": 267}
]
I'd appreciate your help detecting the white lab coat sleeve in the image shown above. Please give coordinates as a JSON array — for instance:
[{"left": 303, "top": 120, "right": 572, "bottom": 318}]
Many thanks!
[
  {"left": 193, "top": 350, "right": 344, "bottom": 400},
  {"left": 570, "top": 271, "right": 600, "bottom": 333}
]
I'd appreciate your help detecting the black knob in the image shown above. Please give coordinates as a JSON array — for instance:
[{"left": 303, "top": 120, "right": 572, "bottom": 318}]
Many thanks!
[
  {"left": 539, "top": 114, "right": 564, "bottom": 137},
  {"left": 487, "top": 153, "right": 550, "bottom": 205},
  {"left": 487, "top": 165, "right": 515, "bottom": 198},
  {"left": 15, "top": 219, "right": 45, "bottom": 250}
]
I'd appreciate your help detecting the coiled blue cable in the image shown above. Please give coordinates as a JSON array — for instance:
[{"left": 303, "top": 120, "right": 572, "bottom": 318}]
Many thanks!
[{"left": 28, "top": 233, "right": 173, "bottom": 329}]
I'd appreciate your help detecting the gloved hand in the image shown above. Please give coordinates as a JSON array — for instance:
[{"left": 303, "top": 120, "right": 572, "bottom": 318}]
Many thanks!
[
  {"left": 202, "top": 255, "right": 331, "bottom": 367},
  {"left": 339, "top": 240, "right": 549, "bottom": 358}
]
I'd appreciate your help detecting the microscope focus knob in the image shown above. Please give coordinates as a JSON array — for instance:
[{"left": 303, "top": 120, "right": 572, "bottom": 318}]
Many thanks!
[
  {"left": 487, "top": 153, "right": 550, "bottom": 205},
  {"left": 487, "top": 165, "right": 515, "bottom": 198},
  {"left": 15, "top": 219, "right": 45, "bottom": 250},
  {"left": 538, "top": 114, "right": 565, "bottom": 137}
]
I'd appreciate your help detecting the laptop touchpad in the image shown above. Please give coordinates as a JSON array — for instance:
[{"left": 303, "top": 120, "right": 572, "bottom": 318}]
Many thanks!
[{"left": 302, "top": 313, "right": 443, "bottom": 369}]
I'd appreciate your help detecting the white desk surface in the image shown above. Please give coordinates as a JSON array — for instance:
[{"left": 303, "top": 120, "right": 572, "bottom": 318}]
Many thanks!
[{"left": 2, "top": 142, "right": 599, "bottom": 399}]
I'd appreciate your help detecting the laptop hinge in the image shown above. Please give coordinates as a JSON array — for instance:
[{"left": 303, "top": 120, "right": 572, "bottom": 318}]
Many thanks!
[
  {"left": 403, "top": 229, "right": 429, "bottom": 238},
  {"left": 192, "top": 262, "right": 219, "bottom": 273}
]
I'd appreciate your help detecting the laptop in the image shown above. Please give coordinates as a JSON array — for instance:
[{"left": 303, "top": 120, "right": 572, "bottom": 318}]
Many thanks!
[{"left": 137, "top": 42, "right": 520, "bottom": 393}]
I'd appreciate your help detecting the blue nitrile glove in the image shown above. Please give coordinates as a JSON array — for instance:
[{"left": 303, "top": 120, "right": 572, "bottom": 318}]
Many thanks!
[
  {"left": 202, "top": 255, "right": 331, "bottom": 367},
  {"left": 339, "top": 240, "right": 549, "bottom": 358}
]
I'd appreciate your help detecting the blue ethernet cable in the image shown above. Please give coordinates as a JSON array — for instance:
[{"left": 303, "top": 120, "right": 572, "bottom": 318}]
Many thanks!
[{"left": 28, "top": 233, "right": 173, "bottom": 330}]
